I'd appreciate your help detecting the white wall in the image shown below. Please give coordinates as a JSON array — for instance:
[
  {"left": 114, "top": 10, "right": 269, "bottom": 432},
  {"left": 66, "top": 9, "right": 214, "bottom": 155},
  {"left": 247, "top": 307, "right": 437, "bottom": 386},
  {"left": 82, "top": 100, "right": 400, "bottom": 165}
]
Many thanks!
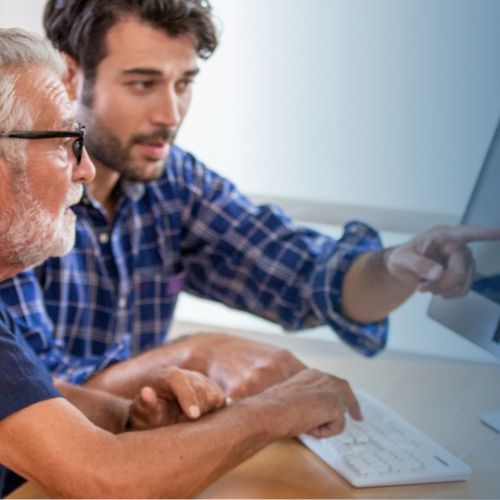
[
  {"left": 180, "top": 0, "right": 500, "bottom": 218},
  {"left": 0, "top": 1, "right": 45, "bottom": 34}
]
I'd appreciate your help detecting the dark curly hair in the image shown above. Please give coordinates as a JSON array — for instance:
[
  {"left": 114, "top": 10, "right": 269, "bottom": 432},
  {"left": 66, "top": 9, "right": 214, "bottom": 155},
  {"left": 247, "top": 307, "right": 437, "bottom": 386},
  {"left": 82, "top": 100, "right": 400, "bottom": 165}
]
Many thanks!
[{"left": 44, "top": 0, "right": 218, "bottom": 82}]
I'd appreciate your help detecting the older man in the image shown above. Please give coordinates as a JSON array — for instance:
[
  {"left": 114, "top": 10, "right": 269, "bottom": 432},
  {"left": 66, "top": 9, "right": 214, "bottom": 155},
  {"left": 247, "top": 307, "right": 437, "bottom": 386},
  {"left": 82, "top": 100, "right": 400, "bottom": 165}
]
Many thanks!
[{"left": 0, "top": 28, "right": 365, "bottom": 498}]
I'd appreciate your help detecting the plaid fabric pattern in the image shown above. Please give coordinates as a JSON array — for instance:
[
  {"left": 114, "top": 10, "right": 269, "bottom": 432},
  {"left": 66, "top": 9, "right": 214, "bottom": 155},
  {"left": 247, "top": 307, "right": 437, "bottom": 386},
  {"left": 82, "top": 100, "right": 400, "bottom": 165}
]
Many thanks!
[{"left": 0, "top": 146, "right": 388, "bottom": 384}]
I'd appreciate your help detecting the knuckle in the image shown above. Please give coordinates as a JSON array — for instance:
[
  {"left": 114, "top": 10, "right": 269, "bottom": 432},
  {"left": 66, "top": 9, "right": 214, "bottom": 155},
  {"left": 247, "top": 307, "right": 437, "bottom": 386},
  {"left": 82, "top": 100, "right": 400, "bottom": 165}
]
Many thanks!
[{"left": 164, "top": 365, "right": 182, "bottom": 380}]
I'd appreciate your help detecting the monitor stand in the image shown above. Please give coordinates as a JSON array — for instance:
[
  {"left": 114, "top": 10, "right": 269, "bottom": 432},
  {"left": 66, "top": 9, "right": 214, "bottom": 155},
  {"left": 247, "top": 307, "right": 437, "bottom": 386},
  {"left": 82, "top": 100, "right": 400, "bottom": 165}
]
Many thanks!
[{"left": 481, "top": 411, "right": 500, "bottom": 433}]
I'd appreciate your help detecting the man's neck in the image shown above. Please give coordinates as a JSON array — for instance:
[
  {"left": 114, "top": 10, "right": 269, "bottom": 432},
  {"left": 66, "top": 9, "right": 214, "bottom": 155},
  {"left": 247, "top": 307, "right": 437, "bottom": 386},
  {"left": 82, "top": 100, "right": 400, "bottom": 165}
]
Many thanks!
[{"left": 88, "top": 158, "right": 121, "bottom": 220}]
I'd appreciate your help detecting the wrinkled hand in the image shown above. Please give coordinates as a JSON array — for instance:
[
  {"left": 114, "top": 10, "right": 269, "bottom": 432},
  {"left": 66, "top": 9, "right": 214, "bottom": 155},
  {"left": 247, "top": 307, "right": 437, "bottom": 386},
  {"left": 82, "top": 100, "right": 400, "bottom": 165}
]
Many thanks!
[
  {"left": 387, "top": 225, "right": 500, "bottom": 298},
  {"left": 192, "top": 334, "right": 307, "bottom": 399},
  {"left": 262, "top": 369, "right": 362, "bottom": 439},
  {"left": 128, "top": 366, "right": 226, "bottom": 430}
]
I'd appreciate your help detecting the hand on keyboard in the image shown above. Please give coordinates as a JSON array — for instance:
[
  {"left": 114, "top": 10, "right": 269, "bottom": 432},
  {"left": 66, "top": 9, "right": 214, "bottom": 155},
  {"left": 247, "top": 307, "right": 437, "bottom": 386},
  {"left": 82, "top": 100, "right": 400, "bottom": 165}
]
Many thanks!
[
  {"left": 299, "top": 390, "right": 471, "bottom": 487},
  {"left": 261, "top": 369, "right": 363, "bottom": 439}
]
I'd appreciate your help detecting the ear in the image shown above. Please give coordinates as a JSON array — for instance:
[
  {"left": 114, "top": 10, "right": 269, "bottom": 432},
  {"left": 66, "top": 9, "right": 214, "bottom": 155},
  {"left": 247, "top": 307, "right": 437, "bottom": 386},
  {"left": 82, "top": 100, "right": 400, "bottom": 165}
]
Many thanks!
[{"left": 62, "top": 53, "right": 83, "bottom": 101}]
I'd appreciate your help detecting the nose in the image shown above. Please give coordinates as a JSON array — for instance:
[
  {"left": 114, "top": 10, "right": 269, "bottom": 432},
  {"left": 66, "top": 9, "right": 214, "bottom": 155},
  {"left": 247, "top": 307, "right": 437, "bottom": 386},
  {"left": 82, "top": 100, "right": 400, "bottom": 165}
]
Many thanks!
[
  {"left": 151, "top": 87, "right": 181, "bottom": 128},
  {"left": 72, "top": 147, "right": 95, "bottom": 184}
]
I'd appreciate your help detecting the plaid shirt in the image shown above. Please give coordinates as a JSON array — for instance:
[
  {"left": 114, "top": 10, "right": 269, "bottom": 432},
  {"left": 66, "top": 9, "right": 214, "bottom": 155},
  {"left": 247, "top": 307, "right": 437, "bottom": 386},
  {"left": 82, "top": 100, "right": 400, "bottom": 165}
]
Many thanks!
[{"left": 0, "top": 146, "right": 388, "bottom": 384}]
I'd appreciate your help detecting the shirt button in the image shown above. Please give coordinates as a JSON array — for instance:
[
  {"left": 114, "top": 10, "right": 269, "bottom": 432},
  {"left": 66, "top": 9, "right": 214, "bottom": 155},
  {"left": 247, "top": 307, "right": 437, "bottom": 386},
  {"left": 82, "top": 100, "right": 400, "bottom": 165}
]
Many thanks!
[
  {"left": 99, "top": 232, "right": 110, "bottom": 244},
  {"left": 118, "top": 297, "right": 127, "bottom": 309}
]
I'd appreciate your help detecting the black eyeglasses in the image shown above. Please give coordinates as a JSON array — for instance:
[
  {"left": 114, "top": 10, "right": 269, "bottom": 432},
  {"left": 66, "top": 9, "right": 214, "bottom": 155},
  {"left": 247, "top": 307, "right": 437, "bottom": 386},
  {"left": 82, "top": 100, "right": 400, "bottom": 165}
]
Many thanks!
[{"left": 0, "top": 123, "right": 85, "bottom": 165}]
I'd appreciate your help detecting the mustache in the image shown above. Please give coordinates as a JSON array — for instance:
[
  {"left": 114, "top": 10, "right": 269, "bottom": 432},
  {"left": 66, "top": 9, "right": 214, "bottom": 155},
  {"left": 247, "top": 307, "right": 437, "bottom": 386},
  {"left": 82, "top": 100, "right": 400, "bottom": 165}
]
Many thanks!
[
  {"left": 132, "top": 128, "right": 177, "bottom": 144},
  {"left": 66, "top": 185, "right": 84, "bottom": 207}
]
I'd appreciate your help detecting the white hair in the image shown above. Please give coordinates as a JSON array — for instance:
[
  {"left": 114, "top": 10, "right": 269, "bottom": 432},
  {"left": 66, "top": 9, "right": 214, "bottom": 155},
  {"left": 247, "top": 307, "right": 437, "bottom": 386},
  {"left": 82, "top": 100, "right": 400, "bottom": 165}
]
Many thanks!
[{"left": 0, "top": 28, "right": 66, "bottom": 165}]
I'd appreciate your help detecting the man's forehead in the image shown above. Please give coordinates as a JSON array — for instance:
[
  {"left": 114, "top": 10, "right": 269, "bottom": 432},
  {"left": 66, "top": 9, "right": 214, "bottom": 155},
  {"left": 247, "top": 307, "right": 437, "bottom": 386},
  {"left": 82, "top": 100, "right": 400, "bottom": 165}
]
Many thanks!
[
  {"left": 16, "top": 67, "right": 73, "bottom": 127},
  {"left": 101, "top": 17, "right": 199, "bottom": 71}
]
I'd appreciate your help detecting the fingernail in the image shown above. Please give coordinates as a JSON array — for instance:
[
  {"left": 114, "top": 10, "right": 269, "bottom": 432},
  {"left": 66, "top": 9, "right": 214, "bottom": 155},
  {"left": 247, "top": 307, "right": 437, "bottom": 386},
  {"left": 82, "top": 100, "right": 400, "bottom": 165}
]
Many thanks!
[
  {"left": 225, "top": 397, "right": 234, "bottom": 406},
  {"left": 427, "top": 266, "right": 441, "bottom": 280},
  {"left": 189, "top": 405, "right": 200, "bottom": 418}
]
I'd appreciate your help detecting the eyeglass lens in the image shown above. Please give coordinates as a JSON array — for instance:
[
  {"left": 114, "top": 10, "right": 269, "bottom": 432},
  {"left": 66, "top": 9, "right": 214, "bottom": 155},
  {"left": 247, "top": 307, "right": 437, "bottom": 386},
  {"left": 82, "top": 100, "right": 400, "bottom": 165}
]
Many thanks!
[{"left": 73, "top": 136, "right": 83, "bottom": 165}]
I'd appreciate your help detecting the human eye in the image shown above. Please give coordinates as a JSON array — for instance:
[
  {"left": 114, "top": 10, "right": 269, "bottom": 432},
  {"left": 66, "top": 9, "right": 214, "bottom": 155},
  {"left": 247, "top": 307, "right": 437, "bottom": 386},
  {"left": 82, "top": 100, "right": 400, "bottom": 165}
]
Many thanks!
[
  {"left": 125, "top": 80, "right": 157, "bottom": 93},
  {"left": 59, "top": 137, "right": 72, "bottom": 150},
  {"left": 176, "top": 78, "right": 195, "bottom": 94}
]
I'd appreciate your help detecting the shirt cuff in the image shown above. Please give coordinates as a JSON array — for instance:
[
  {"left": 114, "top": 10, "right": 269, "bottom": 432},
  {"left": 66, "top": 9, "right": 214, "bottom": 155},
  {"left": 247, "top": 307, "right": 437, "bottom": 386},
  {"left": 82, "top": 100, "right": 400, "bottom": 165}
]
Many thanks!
[{"left": 311, "top": 220, "right": 388, "bottom": 356}]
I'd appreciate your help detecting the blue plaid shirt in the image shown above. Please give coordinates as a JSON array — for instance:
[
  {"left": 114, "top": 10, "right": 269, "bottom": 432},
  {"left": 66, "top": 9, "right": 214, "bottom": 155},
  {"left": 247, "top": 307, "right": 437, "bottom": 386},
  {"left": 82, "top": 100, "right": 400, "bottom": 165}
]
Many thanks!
[{"left": 0, "top": 146, "right": 387, "bottom": 384}]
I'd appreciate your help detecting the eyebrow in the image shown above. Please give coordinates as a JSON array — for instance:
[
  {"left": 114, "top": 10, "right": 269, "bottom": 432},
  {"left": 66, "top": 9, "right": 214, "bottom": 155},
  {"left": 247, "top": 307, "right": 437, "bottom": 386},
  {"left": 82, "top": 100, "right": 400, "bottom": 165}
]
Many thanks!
[
  {"left": 121, "top": 67, "right": 200, "bottom": 78},
  {"left": 60, "top": 119, "right": 77, "bottom": 130}
]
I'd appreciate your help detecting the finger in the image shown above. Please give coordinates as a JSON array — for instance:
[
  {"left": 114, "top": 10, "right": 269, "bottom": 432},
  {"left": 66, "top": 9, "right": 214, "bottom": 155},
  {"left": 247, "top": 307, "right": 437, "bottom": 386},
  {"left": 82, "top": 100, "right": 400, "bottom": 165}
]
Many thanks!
[
  {"left": 140, "top": 386, "right": 164, "bottom": 426},
  {"left": 204, "top": 381, "right": 226, "bottom": 411},
  {"left": 191, "top": 373, "right": 226, "bottom": 413},
  {"left": 307, "top": 417, "right": 346, "bottom": 438},
  {"left": 131, "top": 386, "right": 158, "bottom": 417},
  {"left": 395, "top": 250, "right": 444, "bottom": 284},
  {"left": 461, "top": 258, "right": 476, "bottom": 295},
  {"left": 129, "top": 387, "right": 159, "bottom": 430},
  {"left": 433, "top": 225, "right": 500, "bottom": 247},
  {"left": 433, "top": 248, "right": 470, "bottom": 291},
  {"left": 140, "top": 386, "right": 158, "bottom": 407},
  {"left": 337, "top": 381, "right": 362, "bottom": 421},
  {"left": 440, "top": 257, "right": 475, "bottom": 298},
  {"left": 206, "top": 378, "right": 227, "bottom": 409},
  {"left": 167, "top": 370, "right": 201, "bottom": 419},
  {"left": 421, "top": 247, "right": 474, "bottom": 297}
]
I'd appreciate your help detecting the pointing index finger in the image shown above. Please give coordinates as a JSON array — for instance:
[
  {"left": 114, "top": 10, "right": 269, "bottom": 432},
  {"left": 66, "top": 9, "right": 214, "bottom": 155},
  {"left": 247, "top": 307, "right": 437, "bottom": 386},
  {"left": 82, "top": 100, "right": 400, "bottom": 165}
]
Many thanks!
[{"left": 437, "top": 225, "right": 500, "bottom": 246}]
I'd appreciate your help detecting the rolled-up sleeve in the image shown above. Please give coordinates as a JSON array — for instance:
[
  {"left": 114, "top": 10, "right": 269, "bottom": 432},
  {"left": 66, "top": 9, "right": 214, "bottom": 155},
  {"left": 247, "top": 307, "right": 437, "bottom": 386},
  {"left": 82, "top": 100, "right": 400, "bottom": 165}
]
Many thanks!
[{"left": 311, "top": 221, "right": 388, "bottom": 356}]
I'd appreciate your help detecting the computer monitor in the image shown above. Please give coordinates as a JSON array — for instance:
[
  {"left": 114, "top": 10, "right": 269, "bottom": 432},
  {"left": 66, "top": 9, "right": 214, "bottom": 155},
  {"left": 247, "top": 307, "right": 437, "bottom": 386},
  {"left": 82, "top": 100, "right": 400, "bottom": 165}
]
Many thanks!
[{"left": 428, "top": 116, "right": 500, "bottom": 432}]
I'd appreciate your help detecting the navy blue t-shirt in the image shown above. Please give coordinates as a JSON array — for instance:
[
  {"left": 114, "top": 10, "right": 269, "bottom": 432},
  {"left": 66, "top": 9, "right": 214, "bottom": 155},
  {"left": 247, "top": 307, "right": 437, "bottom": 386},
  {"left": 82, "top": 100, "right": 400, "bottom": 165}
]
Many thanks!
[{"left": 0, "top": 303, "right": 60, "bottom": 496}]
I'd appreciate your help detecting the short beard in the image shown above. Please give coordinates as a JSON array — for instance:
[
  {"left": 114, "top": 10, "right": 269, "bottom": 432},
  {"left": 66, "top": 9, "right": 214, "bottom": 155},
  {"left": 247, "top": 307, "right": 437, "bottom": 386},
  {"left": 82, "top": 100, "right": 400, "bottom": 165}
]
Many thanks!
[
  {"left": 78, "top": 89, "right": 176, "bottom": 182},
  {"left": 0, "top": 167, "right": 80, "bottom": 269}
]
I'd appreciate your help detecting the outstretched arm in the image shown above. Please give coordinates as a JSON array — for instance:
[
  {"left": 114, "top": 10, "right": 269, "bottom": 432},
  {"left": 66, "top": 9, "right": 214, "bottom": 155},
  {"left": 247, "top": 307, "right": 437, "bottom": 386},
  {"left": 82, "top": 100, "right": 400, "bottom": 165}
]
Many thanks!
[{"left": 342, "top": 225, "right": 500, "bottom": 323}]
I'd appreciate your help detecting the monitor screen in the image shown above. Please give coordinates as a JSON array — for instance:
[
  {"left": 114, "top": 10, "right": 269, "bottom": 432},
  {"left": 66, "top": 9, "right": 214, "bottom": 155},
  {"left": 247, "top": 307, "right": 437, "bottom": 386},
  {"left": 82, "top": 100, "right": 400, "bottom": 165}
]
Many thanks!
[{"left": 428, "top": 118, "right": 500, "bottom": 361}]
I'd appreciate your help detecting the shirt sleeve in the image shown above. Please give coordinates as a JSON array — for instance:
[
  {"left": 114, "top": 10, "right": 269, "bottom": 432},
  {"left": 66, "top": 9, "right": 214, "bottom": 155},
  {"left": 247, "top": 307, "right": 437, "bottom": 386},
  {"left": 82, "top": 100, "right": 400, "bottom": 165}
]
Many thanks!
[
  {"left": 0, "top": 269, "right": 62, "bottom": 370},
  {"left": 0, "top": 270, "right": 131, "bottom": 384},
  {"left": 0, "top": 308, "right": 60, "bottom": 421},
  {"left": 174, "top": 156, "right": 388, "bottom": 356}
]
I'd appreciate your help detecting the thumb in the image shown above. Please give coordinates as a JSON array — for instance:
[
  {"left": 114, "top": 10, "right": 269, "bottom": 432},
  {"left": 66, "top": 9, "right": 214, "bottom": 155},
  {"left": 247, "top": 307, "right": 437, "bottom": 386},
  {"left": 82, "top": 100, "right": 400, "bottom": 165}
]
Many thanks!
[
  {"left": 140, "top": 386, "right": 165, "bottom": 426},
  {"left": 140, "top": 386, "right": 158, "bottom": 407},
  {"left": 397, "top": 251, "right": 444, "bottom": 282}
]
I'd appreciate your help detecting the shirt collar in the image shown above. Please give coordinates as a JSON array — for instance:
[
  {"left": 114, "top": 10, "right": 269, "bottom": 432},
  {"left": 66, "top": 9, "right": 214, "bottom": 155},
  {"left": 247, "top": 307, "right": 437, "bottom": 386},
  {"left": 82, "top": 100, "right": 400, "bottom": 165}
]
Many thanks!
[
  {"left": 121, "top": 179, "right": 146, "bottom": 201},
  {"left": 81, "top": 179, "right": 146, "bottom": 208}
]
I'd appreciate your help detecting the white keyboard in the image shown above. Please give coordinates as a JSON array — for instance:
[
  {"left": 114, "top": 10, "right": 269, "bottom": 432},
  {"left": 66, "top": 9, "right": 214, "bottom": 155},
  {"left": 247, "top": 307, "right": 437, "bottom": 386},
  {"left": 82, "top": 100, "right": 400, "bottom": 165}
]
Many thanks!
[{"left": 299, "top": 390, "right": 471, "bottom": 487}]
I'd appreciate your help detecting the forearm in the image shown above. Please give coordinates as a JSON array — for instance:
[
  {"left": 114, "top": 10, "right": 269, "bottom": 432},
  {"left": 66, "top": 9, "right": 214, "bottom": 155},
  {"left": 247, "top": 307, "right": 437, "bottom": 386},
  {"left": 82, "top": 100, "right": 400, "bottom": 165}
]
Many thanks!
[
  {"left": 342, "top": 249, "right": 416, "bottom": 323},
  {"left": 0, "top": 394, "right": 285, "bottom": 498},
  {"left": 55, "top": 379, "right": 129, "bottom": 433},
  {"left": 113, "top": 397, "right": 281, "bottom": 498},
  {"left": 2, "top": 369, "right": 347, "bottom": 497}
]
